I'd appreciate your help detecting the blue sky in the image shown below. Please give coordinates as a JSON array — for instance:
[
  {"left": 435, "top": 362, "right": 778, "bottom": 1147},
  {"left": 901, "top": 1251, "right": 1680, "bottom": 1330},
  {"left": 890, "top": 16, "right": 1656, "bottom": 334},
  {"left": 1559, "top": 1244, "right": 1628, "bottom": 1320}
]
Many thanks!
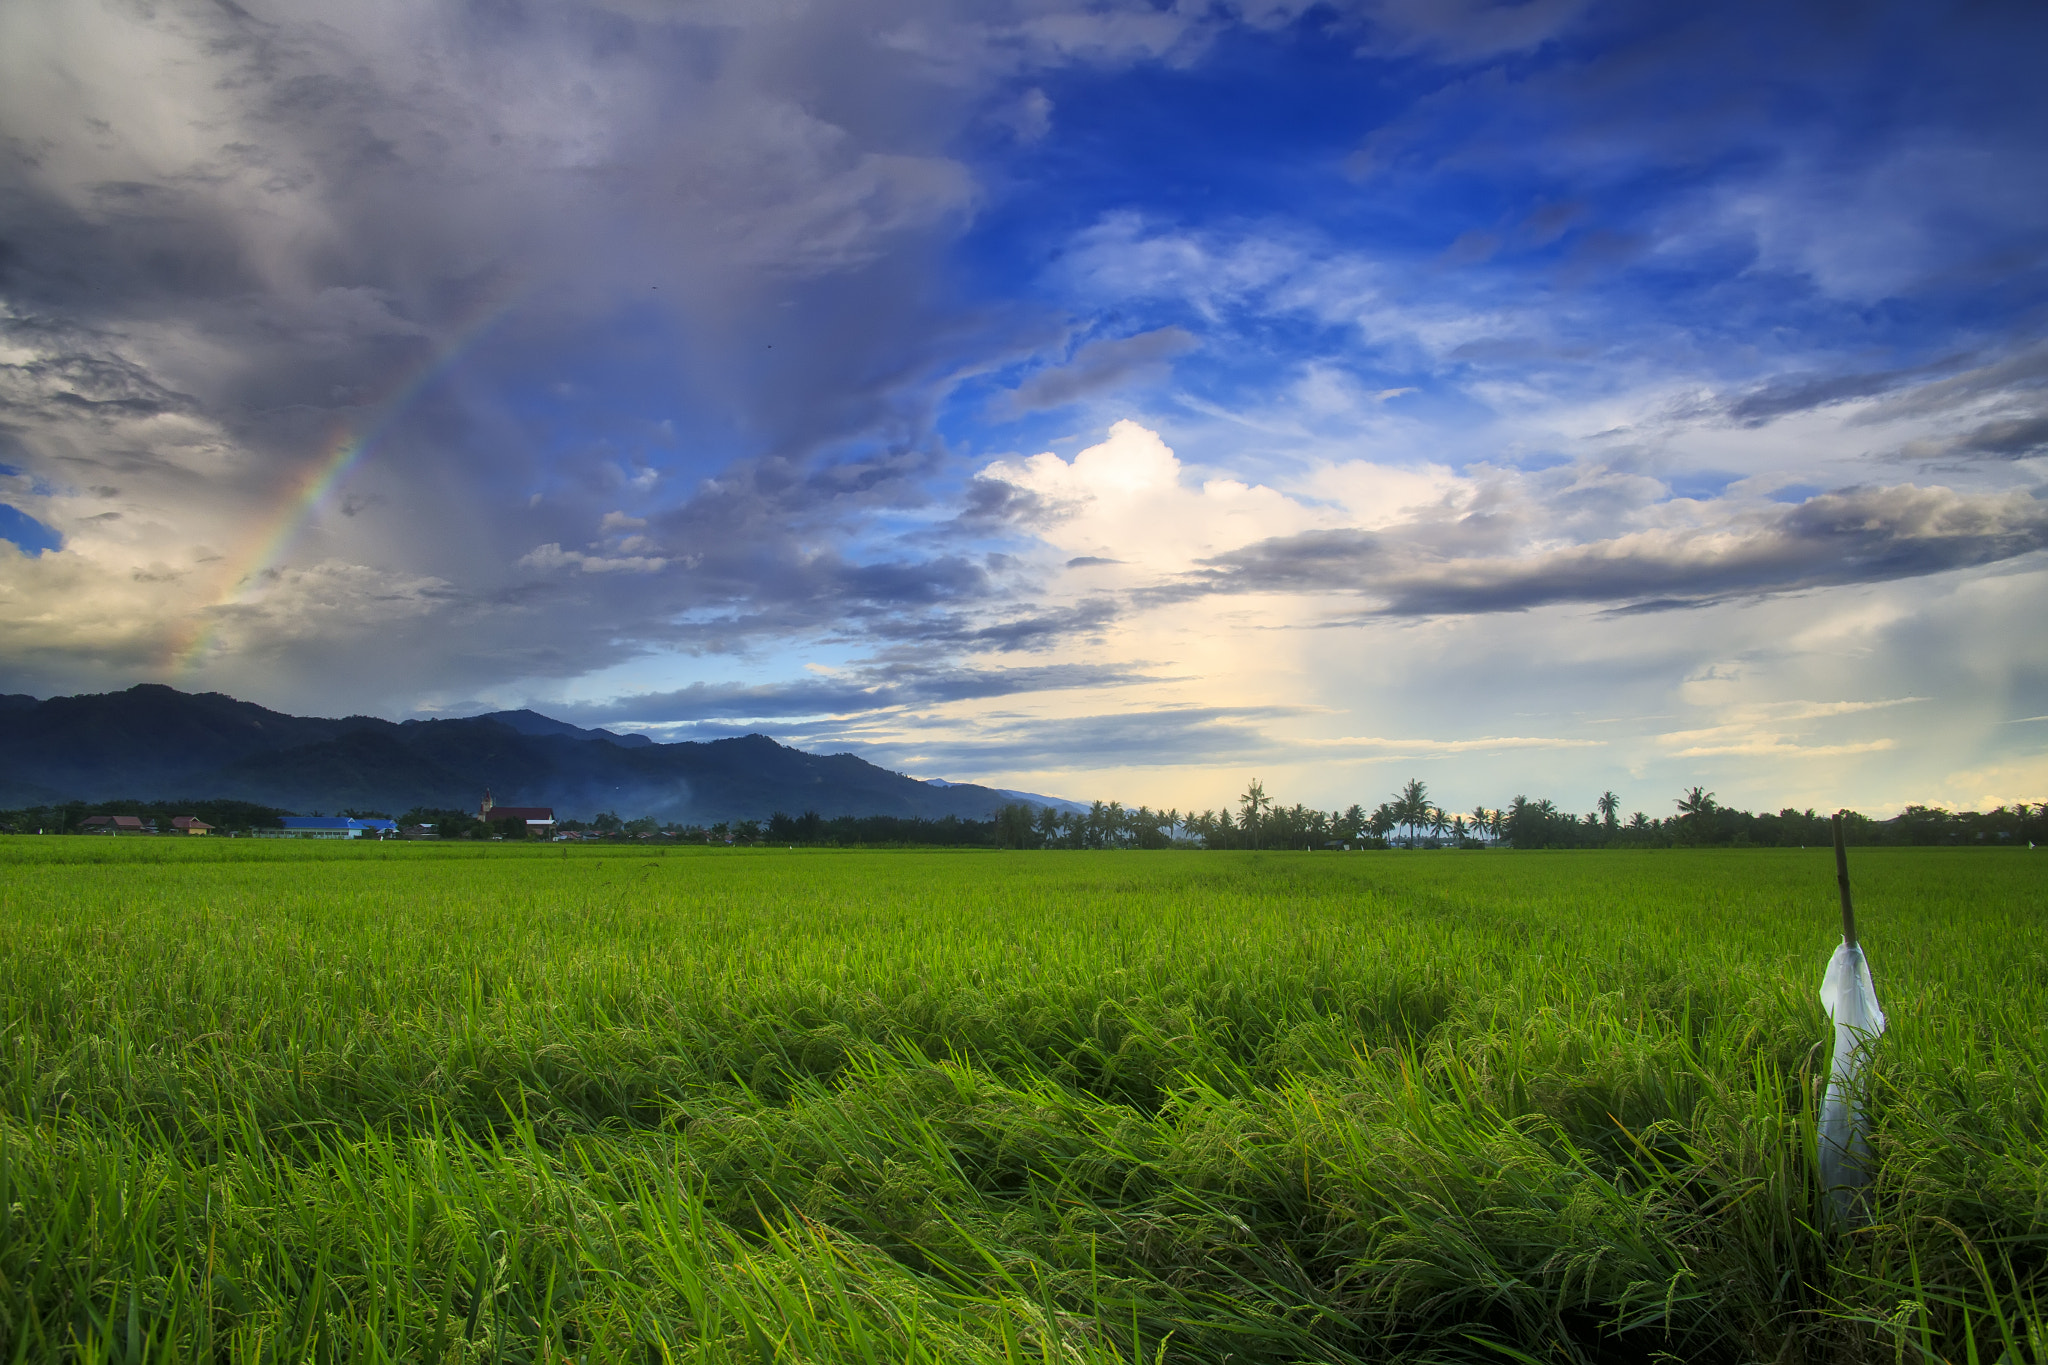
[{"left": 2, "top": 0, "right": 2045, "bottom": 817}]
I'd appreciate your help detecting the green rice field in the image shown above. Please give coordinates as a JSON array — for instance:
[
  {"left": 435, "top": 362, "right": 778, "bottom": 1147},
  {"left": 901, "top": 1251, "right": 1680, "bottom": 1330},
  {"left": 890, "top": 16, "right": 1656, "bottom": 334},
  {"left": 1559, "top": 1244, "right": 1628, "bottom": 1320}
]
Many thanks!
[{"left": 0, "top": 839, "right": 2042, "bottom": 1363}]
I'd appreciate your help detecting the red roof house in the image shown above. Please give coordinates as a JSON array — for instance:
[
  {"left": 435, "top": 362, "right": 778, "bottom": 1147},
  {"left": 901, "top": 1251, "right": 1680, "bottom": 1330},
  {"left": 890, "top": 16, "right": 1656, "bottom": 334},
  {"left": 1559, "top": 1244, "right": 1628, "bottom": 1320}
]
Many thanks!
[{"left": 81, "top": 815, "right": 146, "bottom": 834}]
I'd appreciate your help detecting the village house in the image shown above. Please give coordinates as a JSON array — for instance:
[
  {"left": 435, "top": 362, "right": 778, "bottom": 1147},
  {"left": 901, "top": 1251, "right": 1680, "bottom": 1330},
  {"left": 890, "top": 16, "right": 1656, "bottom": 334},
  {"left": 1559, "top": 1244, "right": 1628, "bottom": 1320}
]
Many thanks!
[
  {"left": 479, "top": 789, "right": 556, "bottom": 836},
  {"left": 80, "top": 815, "right": 147, "bottom": 834},
  {"left": 168, "top": 815, "right": 213, "bottom": 835}
]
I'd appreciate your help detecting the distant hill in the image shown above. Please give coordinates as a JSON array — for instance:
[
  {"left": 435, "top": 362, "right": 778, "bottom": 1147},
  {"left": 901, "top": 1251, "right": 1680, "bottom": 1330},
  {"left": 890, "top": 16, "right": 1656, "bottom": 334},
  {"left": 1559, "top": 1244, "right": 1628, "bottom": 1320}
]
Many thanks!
[{"left": 0, "top": 684, "right": 1051, "bottom": 823}]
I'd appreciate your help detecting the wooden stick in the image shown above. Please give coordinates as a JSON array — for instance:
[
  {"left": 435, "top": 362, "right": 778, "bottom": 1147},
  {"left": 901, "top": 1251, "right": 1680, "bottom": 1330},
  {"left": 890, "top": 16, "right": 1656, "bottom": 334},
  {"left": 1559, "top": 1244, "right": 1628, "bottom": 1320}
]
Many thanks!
[{"left": 1832, "top": 810, "right": 1857, "bottom": 949}]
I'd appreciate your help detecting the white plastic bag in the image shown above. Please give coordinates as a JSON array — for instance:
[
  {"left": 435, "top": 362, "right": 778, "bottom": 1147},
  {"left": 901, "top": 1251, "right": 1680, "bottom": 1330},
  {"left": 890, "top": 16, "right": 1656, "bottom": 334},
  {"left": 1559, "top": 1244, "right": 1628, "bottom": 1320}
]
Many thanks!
[{"left": 1818, "top": 940, "right": 1886, "bottom": 1224}]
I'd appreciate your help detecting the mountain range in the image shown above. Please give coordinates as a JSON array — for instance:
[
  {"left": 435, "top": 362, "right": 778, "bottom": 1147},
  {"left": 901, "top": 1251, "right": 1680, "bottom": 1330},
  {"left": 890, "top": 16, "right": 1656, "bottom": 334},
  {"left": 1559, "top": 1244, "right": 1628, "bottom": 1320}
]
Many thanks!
[{"left": 0, "top": 684, "right": 1075, "bottom": 823}]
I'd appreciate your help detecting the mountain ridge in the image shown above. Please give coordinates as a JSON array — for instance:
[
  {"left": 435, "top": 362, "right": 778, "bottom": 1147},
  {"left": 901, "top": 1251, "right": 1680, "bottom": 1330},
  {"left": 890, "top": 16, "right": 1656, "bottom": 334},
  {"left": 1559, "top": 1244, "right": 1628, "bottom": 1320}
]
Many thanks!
[{"left": 0, "top": 684, "right": 1054, "bottom": 823}]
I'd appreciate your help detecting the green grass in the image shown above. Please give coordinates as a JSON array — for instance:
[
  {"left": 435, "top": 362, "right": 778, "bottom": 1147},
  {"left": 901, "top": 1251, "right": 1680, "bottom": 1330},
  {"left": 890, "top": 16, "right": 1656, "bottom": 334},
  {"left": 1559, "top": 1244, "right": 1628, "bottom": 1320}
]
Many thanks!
[{"left": 0, "top": 840, "right": 2041, "bottom": 1363}]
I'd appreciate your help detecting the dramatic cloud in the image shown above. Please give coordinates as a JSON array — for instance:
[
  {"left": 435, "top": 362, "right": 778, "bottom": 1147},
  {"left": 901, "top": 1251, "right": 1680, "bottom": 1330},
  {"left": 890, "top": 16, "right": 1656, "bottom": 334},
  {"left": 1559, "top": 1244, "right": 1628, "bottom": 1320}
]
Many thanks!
[
  {"left": 2, "top": 0, "right": 2044, "bottom": 813},
  {"left": 1184, "top": 485, "right": 2048, "bottom": 615}
]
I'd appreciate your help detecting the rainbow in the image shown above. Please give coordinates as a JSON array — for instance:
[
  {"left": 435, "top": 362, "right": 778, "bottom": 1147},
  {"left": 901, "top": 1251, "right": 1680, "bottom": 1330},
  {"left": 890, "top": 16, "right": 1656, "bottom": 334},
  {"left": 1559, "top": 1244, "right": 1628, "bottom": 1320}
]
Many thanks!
[{"left": 170, "top": 287, "right": 525, "bottom": 675}]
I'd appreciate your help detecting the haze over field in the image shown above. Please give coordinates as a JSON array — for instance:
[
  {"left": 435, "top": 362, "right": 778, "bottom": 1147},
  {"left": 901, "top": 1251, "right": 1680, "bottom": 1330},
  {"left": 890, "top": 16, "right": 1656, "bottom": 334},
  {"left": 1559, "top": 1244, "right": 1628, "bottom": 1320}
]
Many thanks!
[{"left": 2, "top": 0, "right": 2044, "bottom": 817}]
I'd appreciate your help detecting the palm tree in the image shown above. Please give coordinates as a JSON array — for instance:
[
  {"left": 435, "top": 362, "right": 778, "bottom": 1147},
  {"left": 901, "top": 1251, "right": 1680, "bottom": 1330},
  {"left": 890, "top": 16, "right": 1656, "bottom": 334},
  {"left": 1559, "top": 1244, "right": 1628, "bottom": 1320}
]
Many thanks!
[
  {"left": 1395, "top": 778, "right": 1430, "bottom": 845},
  {"left": 1627, "top": 811, "right": 1649, "bottom": 831},
  {"left": 1677, "top": 786, "right": 1718, "bottom": 823},
  {"left": 1239, "top": 779, "right": 1270, "bottom": 850},
  {"left": 1597, "top": 791, "right": 1620, "bottom": 828},
  {"left": 1504, "top": 795, "right": 1530, "bottom": 847},
  {"left": 1469, "top": 805, "right": 1491, "bottom": 843},
  {"left": 1428, "top": 806, "right": 1449, "bottom": 844}
]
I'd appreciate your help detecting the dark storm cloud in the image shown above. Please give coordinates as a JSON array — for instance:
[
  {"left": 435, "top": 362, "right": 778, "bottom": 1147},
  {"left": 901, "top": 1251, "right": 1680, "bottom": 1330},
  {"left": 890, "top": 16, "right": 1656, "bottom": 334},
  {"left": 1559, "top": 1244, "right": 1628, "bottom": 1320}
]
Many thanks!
[
  {"left": 5, "top": 0, "right": 1248, "bottom": 709},
  {"left": 1175, "top": 485, "right": 2048, "bottom": 615}
]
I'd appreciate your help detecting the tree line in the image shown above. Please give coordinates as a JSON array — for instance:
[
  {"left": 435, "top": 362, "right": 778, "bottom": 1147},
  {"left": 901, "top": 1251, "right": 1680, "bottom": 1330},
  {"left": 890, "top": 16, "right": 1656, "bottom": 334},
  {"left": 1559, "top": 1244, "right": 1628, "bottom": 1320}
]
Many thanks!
[
  {"left": 983, "top": 777, "right": 2046, "bottom": 849},
  {"left": 4, "top": 783, "right": 2041, "bottom": 848},
  {"left": 0, "top": 798, "right": 290, "bottom": 834}
]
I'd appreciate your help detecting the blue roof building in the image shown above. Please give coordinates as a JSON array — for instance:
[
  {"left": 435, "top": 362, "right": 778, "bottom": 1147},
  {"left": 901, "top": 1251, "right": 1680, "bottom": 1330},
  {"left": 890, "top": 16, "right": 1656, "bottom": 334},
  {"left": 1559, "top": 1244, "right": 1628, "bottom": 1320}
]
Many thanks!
[{"left": 262, "top": 817, "right": 398, "bottom": 839}]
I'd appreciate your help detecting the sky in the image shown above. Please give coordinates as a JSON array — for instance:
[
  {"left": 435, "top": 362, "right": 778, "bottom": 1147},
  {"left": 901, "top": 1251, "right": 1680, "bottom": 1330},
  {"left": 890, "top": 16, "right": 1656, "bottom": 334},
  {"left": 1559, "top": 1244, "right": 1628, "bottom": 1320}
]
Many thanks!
[{"left": 2, "top": 0, "right": 2046, "bottom": 820}]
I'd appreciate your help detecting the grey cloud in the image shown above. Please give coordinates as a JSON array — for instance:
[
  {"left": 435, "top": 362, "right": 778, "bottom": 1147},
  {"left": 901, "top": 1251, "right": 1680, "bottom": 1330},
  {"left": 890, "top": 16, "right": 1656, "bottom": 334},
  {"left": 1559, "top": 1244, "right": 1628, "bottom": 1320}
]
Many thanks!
[
  {"left": 851, "top": 705, "right": 1303, "bottom": 773},
  {"left": 1519, "top": 200, "right": 1584, "bottom": 247},
  {"left": 1440, "top": 230, "right": 1500, "bottom": 266},
  {"left": 0, "top": 0, "right": 1110, "bottom": 662},
  {"left": 1719, "top": 342, "right": 2048, "bottom": 429},
  {"left": 1954, "top": 414, "right": 2048, "bottom": 459},
  {"left": 864, "top": 597, "right": 1121, "bottom": 652},
  {"left": 547, "top": 660, "right": 1149, "bottom": 727},
  {"left": 950, "top": 475, "right": 1051, "bottom": 527},
  {"left": 1352, "top": 0, "right": 1593, "bottom": 63},
  {"left": 996, "top": 325, "right": 1197, "bottom": 416},
  {"left": 1898, "top": 412, "right": 2048, "bottom": 464},
  {"left": 0, "top": 321, "right": 198, "bottom": 426},
  {"left": 1176, "top": 485, "right": 2048, "bottom": 615},
  {"left": 1722, "top": 364, "right": 1934, "bottom": 424},
  {"left": 1865, "top": 343, "right": 2048, "bottom": 422},
  {"left": 996, "top": 87, "right": 1054, "bottom": 143}
]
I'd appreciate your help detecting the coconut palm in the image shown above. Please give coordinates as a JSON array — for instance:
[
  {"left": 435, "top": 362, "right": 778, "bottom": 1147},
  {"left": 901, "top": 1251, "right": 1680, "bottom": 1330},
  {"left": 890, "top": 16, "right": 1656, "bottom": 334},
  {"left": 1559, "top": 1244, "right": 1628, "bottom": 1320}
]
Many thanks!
[
  {"left": 1677, "top": 786, "right": 1718, "bottom": 822},
  {"left": 1395, "top": 778, "right": 1430, "bottom": 844},
  {"left": 1504, "top": 795, "right": 1531, "bottom": 846},
  {"left": 1597, "top": 791, "right": 1620, "bottom": 828},
  {"left": 1239, "top": 779, "right": 1270, "bottom": 849}
]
